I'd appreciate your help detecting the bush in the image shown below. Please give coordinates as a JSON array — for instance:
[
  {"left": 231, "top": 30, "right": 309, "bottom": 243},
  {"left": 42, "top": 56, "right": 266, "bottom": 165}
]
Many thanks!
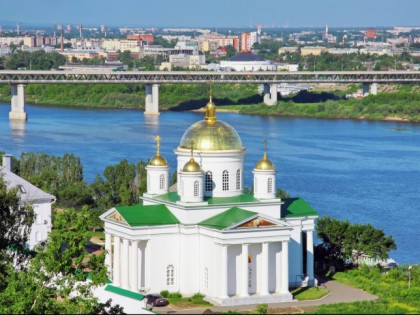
[
  {"left": 160, "top": 290, "right": 169, "bottom": 298},
  {"left": 256, "top": 304, "right": 268, "bottom": 314},
  {"left": 167, "top": 292, "right": 182, "bottom": 298}
]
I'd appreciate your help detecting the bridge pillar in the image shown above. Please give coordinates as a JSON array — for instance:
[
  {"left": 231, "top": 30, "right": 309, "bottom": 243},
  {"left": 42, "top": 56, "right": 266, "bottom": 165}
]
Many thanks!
[
  {"left": 9, "top": 84, "right": 27, "bottom": 121},
  {"left": 263, "top": 83, "right": 278, "bottom": 106},
  {"left": 144, "top": 84, "right": 160, "bottom": 115},
  {"left": 370, "top": 83, "right": 378, "bottom": 95},
  {"left": 362, "top": 83, "right": 370, "bottom": 96}
]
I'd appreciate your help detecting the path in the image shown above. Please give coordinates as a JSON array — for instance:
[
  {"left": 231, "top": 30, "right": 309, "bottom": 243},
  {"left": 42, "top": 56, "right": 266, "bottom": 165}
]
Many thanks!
[{"left": 155, "top": 278, "right": 378, "bottom": 314}]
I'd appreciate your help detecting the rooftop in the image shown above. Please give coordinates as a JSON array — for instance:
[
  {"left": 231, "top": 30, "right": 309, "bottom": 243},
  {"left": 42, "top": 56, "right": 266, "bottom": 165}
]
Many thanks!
[
  {"left": 114, "top": 204, "right": 180, "bottom": 226},
  {"left": 228, "top": 52, "right": 266, "bottom": 62},
  {"left": 152, "top": 191, "right": 260, "bottom": 206}
]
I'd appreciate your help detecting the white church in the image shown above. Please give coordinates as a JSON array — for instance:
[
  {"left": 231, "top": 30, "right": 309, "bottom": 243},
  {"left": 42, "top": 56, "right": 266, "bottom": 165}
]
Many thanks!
[{"left": 101, "top": 95, "right": 318, "bottom": 306}]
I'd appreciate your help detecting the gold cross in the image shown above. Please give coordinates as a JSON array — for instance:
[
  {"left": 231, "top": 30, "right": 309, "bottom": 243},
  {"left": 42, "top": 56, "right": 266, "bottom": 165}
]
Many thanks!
[
  {"left": 263, "top": 138, "right": 267, "bottom": 158},
  {"left": 155, "top": 135, "right": 161, "bottom": 155}
]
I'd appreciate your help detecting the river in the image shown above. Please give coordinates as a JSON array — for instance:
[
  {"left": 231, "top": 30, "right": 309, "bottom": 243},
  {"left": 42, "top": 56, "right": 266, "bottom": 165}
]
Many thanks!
[{"left": 1, "top": 102, "right": 419, "bottom": 265}]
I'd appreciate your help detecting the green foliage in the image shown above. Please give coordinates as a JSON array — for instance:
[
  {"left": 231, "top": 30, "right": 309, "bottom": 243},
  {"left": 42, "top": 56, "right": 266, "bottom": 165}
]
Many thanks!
[
  {"left": 291, "top": 286, "right": 329, "bottom": 301},
  {"left": 160, "top": 290, "right": 169, "bottom": 298},
  {"left": 313, "top": 266, "right": 420, "bottom": 314},
  {"left": 0, "top": 205, "right": 124, "bottom": 314},
  {"left": 0, "top": 176, "right": 34, "bottom": 290},
  {"left": 91, "top": 159, "right": 147, "bottom": 210},
  {"left": 3, "top": 50, "right": 66, "bottom": 70},
  {"left": 255, "top": 303, "right": 268, "bottom": 314},
  {"left": 316, "top": 216, "right": 396, "bottom": 269},
  {"left": 276, "top": 188, "right": 290, "bottom": 199},
  {"left": 167, "top": 292, "right": 183, "bottom": 298}
]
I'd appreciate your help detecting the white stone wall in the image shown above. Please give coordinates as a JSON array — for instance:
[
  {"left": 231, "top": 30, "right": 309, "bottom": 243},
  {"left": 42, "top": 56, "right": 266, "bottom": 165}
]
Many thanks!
[
  {"left": 146, "top": 165, "right": 169, "bottom": 195},
  {"left": 253, "top": 169, "right": 276, "bottom": 200},
  {"left": 175, "top": 149, "right": 246, "bottom": 198},
  {"left": 29, "top": 201, "right": 52, "bottom": 249}
]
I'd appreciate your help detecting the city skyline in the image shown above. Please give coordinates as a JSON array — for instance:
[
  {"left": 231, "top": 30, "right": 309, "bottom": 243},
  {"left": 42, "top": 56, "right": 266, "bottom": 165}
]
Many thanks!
[{"left": 0, "top": 0, "right": 419, "bottom": 28}]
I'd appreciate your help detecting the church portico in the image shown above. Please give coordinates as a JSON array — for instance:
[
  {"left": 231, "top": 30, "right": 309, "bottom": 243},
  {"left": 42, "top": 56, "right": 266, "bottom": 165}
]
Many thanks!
[{"left": 212, "top": 239, "right": 293, "bottom": 306}]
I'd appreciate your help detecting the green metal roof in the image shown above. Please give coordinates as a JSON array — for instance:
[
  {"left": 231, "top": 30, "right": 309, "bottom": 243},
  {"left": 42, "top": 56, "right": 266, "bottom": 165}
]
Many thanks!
[
  {"left": 115, "top": 204, "right": 180, "bottom": 226},
  {"left": 105, "top": 284, "right": 145, "bottom": 301},
  {"left": 199, "top": 207, "right": 257, "bottom": 230},
  {"left": 282, "top": 198, "right": 318, "bottom": 218},
  {"left": 153, "top": 192, "right": 259, "bottom": 206}
]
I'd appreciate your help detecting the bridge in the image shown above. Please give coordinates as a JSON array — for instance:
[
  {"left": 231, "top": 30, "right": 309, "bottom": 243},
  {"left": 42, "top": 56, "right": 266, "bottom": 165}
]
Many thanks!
[{"left": 2, "top": 70, "right": 420, "bottom": 120}]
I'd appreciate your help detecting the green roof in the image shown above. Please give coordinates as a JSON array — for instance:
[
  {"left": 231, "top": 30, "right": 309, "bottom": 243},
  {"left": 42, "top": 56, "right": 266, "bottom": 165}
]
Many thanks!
[
  {"left": 282, "top": 198, "right": 318, "bottom": 218},
  {"left": 115, "top": 204, "right": 180, "bottom": 226},
  {"left": 153, "top": 192, "right": 259, "bottom": 206},
  {"left": 199, "top": 207, "right": 257, "bottom": 230},
  {"left": 105, "top": 284, "right": 145, "bottom": 301}
]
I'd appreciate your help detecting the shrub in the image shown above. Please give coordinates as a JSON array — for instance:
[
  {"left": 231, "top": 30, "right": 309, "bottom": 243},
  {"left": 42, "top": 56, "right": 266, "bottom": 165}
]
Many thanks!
[
  {"left": 256, "top": 303, "right": 268, "bottom": 314},
  {"left": 167, "top": 292, "right": 182, "bottom": 298},
  {"left": 160, "top": 290, "right": 169, "bottom": 298}
]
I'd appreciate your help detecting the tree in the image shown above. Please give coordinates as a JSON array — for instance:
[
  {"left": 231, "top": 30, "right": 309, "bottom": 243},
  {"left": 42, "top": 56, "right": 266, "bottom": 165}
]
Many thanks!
[
  {"left": 316, "top": 216, "right": 396, "bottom": 269},
  {"left": 0, "top": 207, "right": 124, "bottom": 314},
  {"left": 91, "top": 159, "right": 147, "bottom": 210},
  {"left": 0, "top": 175, "right": 34, "bottom": 290}
]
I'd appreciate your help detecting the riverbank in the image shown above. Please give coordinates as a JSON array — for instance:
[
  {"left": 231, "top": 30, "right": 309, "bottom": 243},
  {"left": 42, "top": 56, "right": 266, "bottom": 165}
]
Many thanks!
[{"left": 1, "top": 83, "right": 419, "bottom": 122}]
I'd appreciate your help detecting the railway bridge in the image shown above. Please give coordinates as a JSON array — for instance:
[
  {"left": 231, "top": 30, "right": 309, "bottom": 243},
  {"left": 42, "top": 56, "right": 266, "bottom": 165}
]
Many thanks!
[{"left": 1, "top": 70, "right": 420, "bottom": 120}]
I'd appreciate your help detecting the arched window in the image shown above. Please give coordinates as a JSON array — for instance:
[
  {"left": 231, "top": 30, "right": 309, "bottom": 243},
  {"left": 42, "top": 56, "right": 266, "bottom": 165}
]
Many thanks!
[
  {"left": 268, "top": 178, "right": 273, "bottom": 193},
  {"left": 204, "top": 267, "right": 209, "bottom": 289},
  {"left": 254, "top": 177, "right": 258, "bottom": 193},
  {"left": 236, "top": 169, "right": 241, "bottom": 190},
  {"left": 194, "top": 181, "right": 199, "bottom": 197},
  {"left": 205, "top": 171, "right": 213, "bottom": 192},
  {"left": 248, "top": 266, "right": 252, "bottom": 288},
  {"left": 167, "top": 265, "right": 174, "bottom": 286},
  {"left": 159, "top": 174, "right": 164, "bottom": 190},
  {"left": 147, "top": 174, "right": 151, "bottom": 191},
  {"left": 222, "top": 170, "right": 229, "bottom": 191}
]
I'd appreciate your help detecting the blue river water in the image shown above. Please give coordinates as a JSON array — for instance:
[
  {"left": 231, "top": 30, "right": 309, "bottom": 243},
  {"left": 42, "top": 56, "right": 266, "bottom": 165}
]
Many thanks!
[{"left": 1, "top": 102, "right": 419, "bottom": 265}]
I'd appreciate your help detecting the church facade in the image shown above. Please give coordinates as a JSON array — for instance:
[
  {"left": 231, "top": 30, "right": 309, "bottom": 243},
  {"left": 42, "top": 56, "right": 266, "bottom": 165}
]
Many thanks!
[{"left": 101, "top": 96, "right": 318, "bottom": 306}]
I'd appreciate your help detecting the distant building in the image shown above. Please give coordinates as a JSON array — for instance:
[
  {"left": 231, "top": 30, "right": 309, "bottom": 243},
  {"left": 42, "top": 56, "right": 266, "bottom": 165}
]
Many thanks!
[
  {"left": 240, "top": 32, "right": 258, "bottom": 52},
  {"left": 364, "top": 28, "right": 377, "bottom": 41},
  {"left": 278, "top": 47, "right": 299, "bottom": 55},
  {"left": 1, "top": 154, "right": 56, "bottom": 249},
  {"left": 126, "top": 34, "right": 154, "bottom": 44},
  {"left": 220, "top": 52, "right": 276, "bottom": 71},
  {"left": 300, "top": 46, "right": 327, "bottom": 56}
]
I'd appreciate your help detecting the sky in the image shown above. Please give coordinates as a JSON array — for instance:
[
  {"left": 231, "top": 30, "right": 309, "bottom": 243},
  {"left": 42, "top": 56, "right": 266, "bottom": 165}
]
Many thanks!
[{"left": 0, "top": 0, "right": 419, "bottom": 28}]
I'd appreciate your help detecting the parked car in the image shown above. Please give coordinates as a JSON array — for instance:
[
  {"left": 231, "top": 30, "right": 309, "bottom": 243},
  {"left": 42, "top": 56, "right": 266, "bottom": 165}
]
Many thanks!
[{"left": 145, "top": 294, "right": 169, "bottom": 307}]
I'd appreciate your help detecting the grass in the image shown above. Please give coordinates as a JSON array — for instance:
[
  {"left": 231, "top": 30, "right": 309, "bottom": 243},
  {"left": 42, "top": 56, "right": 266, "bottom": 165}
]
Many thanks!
[
  {"left": 291, "top": 286, "right": 329, "bottom": 301},
  {"left": 310, "top": 265, "right": 420, "bottom": 314},
  {"left": 167, "top": 293, "right": 213, "bottom": 309}
]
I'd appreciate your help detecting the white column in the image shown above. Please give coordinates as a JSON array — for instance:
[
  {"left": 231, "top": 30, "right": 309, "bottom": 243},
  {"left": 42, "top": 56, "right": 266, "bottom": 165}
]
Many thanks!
[
  {"left": 121, "top": 238, "right": 130, "bottom": 289},
  {"left": 130, "top": 240, "right": 139, "bottom": 292},
  {"left": 306, "top": 230, "right": 314, "bottom": 285},
  {"left": 144, "top": 84, "right": 159, "bottom": 115},
  {"left": 220, "top": 245, "right": 229, "bottom": 299},
  {"left": 370, "top": 83, "right": 378, "bottom": 95},
  {"left": 275, "top": 245, "right": 282, "bottom": 293},
  {"left": 240, "top": 243, "right": 249, "bottom": 297},
  {"left": 145, "top": 240, "right": 151, "bottom": 289},
  {"left": 260, "top": 242, "right": 269, "bottom": 295},
  {"left": 9, "top": 84, "right": 27, "bottom": 120},
  {"left": 138, "top": 242, "right": 143, "bottom": 289},
  {"left": 281, "top": 241, "right": 289, "bottom": 294},
  {"left": 113, "top": 236, "right": 121, "bottom": 286},
  {"left": 105, "top": 233, "right": 112, "bottom": 279}
]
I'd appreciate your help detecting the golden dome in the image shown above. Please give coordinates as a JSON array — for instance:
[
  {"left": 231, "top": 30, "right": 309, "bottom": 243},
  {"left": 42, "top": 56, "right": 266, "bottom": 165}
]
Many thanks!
[
  {"left": 255, "top": 157, "right": 276, "bottom": 171},
  {"left": 182, "top": 157, "right": 202, "bottom": 172},
  {"left": 180, "top": 120, "right": 243, "bottom": 151},
  {"left": 149, "top": 135, "right": 168, "bottom": 166},
  {"left": 180, "top": 83, "right": 243, "bottom": 151},
  {"left": 149, "top": 155, "right": 168, "bottom": 166},
  {"left": 255, "top": 139, "right": 276, "bottom": 171}
]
